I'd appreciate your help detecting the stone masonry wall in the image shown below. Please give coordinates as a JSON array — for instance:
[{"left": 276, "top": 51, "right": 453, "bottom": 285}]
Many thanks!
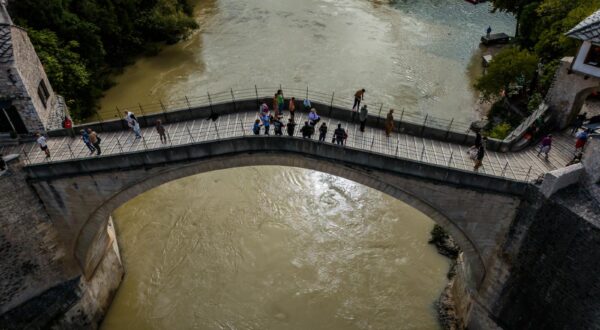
[
  {"left": 0, "top": 156, "right": 78, "bottom": 317},
  {"left": 490, "top": 185, "right": 600, "bottom": 329},
  {"left": 10, "top": 26, "right": 56, "bottom": 129}
]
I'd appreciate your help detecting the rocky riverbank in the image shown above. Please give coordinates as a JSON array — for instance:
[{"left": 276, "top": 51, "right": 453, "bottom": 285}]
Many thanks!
[{"left": 429, "top": 224, "right": 462, "bottom": 330}]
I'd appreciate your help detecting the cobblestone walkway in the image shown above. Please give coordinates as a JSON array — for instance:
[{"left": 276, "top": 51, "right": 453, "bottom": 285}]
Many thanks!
[{"left": 2, "top": 110, "right": 578, "bottom": 182}]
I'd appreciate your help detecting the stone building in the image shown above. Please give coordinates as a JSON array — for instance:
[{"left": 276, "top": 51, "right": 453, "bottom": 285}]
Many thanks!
[
  {"left": 0, "top": 1, "right": 66, "bottom": 136},
  {"left": 545, "top": 9, "right": 600, "bottom": 129}
]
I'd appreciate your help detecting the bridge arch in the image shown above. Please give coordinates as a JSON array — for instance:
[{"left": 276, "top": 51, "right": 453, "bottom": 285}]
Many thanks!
[{"left": 26, "top": 137, "right": 523, "bottom": 295}]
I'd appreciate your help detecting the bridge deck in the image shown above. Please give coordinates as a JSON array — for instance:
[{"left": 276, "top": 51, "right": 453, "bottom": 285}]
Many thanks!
[{"left": 2, "top": 110, "right": 576, "bottom": 182}]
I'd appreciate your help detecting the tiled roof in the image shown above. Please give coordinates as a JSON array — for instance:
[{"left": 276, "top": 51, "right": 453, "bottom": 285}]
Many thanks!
[
  {"left": 0, "top": 25, "right": 12, "bottom": 64},
  {"left": 566, "top": 9, "right": 600, "bottom": 42}
]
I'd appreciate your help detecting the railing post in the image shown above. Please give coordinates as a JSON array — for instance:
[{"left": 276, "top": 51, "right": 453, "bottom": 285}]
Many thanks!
[
  {"left": 376, "top": 103, "right": 383, "bottom": 126},
  {"left": 115, "top": 106, "right": 126, "bottom": 130},
  {"left": 501, "top": 162, "right": 509, "bottom": 177},
  {"left": 230, "top": 88, "right": 237, "bottom": 112},
  {"left": 329, "top": 91, "right": 334, "bottom": 117},
  {"left": 116, "top": 138, "right": 124, "bottom": 153},
  {"left": 421, "top": 114, "right": 428, "bottom": 136},
  {"left": 66, "top": 143, "right": 75, "bottom": 159},
  {"left": 239, "top": 118, "right": 245, "bottom": 136},
  {"left": 213, "top": 121, "right": 220, "bottom": 139},
  {"left": 138, "top": 103, "right": 149, "bottom": 127},
  {"left": 141, "top": 136, "right": 149, "bottom": 150},
  {"left": 445, "top": 118, "right": 454, "bottom": 139},
  {"left": 524, "top": 166, "right": 532, "bottom": 182},
  {"left": 255, "top": 85, "right": 260, "bottom": 108},
  {"left": 22, "top": 146, "right": 31, "bottom": 165},
  {"left": 370, "top": 136, "right": 375, "bottom": 151},
  {"left": 185, "top": 124, "right": 195, "bottom": 143},
  {"left": 184, "top": 95, "right": 194, "bottom": 120},
  {"left": 159, "top": 99, "right": 169, "bottom": 123},
  {"left": 395, "top": 140, "right": 399, "bottom": 157},
  {"left": 94, "top": 109, "right": 105, "bottom": 132},
  {"left": 399, "top": 108, "right": 404, "bottom": 131},
  {"left": 447, "top": 151, "right": 453, "bottom": 167},
  {"left": 306, "top": 85, "right": 309, "bottom": 100},
  {"left": 420, "top": 144, "right": 425, "bottom": 161},
  {"left": 207, "top": 91, "right": 214, "bottom": 117}
]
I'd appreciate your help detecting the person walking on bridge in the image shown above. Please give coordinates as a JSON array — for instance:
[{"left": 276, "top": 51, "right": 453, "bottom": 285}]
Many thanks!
[
  {"left": 359, "top": 105, "right": 368, "bottom": 132},
  {"left": 319, "top": 122, "right": 328, "bottom": 142},
  {"left": 334, "top": 124, "right": 348, "bottom": 146},
  {"left": 252, "top": 119, "right": 262, "bottom": 135},
  {"left": 301, "top": 121, "right": 314, "bottom": 139},
  {"left": 124, "top": 111, "right": 142, "bottom": 139},
  {"left": 261, "top": 114, "right": 271, "bottom": 135},
  {"left": 156, "top": 120, "right": 167, "bottom": 144},
  {"left": 36, "top": 133, "right": 50, "bottom": 159},
  {"left": 286, "top": 118, "right": 296, "bottom": 136},
  {"left": 80, "top": 129, "right": 95, "bottom": 154},
  {"left": 473, "top": 144, "right": 485, "bottom": 171},
  {"left": 289, "top": 97, "right": 296, "bottom": 119},
  {"left": 276, "top": 89, "right": 285, "bottom": 115},
  {"left": 537, "top": 134, "right": 552, "bottom": 160},
  {"left": 352, "top": 88, "right": 365, "bottom": 111},
  {"left": 87, "top": 128, "right": 101, "bottom": 156},
  {"left": 385, "top": 109, "right": 395, "bottom": 137},
  {"left": 309, "top": 108, "right": 321, "bottom": 126},
  {"left": 575, "top": 129, "right": 590, "bottom": 152}
]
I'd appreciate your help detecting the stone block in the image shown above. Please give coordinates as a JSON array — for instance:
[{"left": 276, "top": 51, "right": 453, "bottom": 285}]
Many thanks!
[
  {"left": 583, "top": 137, "right": 600, "bottom": 184},
  {"left": 540, "top": 163, "right": 584, "bottom": 198}
]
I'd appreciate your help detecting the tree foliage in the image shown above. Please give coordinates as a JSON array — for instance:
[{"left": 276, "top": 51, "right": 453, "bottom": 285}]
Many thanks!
[
  {"left": 8, "top": 0, "right": 198, "bottom": 121},
  {"left": 475, "top": 47, "right": 539, "bottom": 101}
]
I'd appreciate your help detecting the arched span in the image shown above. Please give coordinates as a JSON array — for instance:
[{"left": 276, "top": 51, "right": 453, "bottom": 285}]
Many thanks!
[
  {"left": 26, "top": 137, "right": 523, "bottom": 292},
  {"left": 78, "top": 153, "right": 484, "bottom": 288},
  {"left": 568, "top": 86, "right": 600, "bottom": 124}
]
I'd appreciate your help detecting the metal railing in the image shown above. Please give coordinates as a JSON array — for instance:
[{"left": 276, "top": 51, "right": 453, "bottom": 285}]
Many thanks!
[
  {"left": 92, "top": 86, "right": 476, "bottom": 136},
  {"left": 19, "top": 109, "right": 535, "bottom": 183}
]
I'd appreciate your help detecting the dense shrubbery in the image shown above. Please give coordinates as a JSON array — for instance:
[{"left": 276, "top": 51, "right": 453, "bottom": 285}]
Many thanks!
[
  {"left": 478, "top": 0, "right": 600, "bottom": 136},
  {"left": 8, "top": 0, "right": 198, "bottom": 121}
]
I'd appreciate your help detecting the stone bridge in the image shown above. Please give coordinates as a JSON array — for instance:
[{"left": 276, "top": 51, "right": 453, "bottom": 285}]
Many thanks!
[
  {"left": 2, "top": 96, "right": 583, "bottom": 328},
  {"left": 14, "top": 96, "right": 573, "bottom": 294}
]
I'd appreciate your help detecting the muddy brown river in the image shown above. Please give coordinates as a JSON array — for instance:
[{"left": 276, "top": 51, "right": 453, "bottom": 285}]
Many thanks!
[{"left": 100, "top": 1, "right": 513, "bottom": 329}]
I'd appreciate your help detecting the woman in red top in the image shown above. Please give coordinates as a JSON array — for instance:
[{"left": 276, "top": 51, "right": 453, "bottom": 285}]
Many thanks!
[{"left": 63, "top": 116, "right": 74, "bottom": 137}]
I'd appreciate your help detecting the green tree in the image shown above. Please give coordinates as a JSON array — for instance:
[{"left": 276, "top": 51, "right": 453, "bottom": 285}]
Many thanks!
[
  {"left": 8, "top": 0, "right": 198, "bottom": 121},
  {"left": 475, "top": 47, "right": 539, "bottom": 101}
]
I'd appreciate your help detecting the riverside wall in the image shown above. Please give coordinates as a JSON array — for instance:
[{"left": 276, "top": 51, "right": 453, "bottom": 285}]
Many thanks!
[
  {"left": 0, "top": 156, "right": 123, "bottom": 329},
  {"left": 449, "top": 181, "right": 600, "bottom": 329}
]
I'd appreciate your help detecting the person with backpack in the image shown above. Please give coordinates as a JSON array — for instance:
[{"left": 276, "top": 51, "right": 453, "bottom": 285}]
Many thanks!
[
  {"left": 80, "top": 129, "right": 96, "bottom": 154},
  {"left": 286, "top": 118, "right": 296, "bottom": 136},
  {"left": 303, "top": 98, "right": 311, "bottom": 111},
  {"left": 334, "top": 124, "right": 347, "bottom": 145},
  {"left": 87, "top": 128, "right": 101, "bottom": 156},
  {"left": 273, "top": 117, "right": 284, "bottom": 136},
  {"left": 359, "top": 105, "right": 368, "bottom": 132},
  {"left": 301, "top": 121, "right": 314, "bottom": 139},
  {"left": 318, "top": 122, "right": 328, "bottom": 142},
  {"left": 252, "top": 119, "right": 262, "bottom": 135}
]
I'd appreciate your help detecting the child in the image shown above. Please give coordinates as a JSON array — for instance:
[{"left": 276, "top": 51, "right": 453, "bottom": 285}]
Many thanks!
[{"left": 252, "top": 119, "right": 262, "bottom": 135}]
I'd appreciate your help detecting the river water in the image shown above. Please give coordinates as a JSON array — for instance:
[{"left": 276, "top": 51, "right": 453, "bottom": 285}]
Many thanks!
[
  {"left": 100, "top": 1, "right": 514, "bottom": 329},
  {"left": 102, "top": 168, "right": 450, "bottom": 329}
]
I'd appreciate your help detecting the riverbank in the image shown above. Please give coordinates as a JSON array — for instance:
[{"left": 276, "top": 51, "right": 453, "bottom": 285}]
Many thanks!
[{"left": 429, "top": 225, "right": 463, "bottom": 330}]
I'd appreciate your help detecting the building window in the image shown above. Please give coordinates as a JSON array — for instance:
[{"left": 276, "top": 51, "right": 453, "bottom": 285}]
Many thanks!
[
  {"left": 584, "top": 44, "right": 600, "bottom": 68},
  {"left": 37, "top": 79, "right": 50, "bottom": 108}
]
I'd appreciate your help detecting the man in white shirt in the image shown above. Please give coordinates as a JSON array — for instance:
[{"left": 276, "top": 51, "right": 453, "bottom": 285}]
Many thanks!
[{"left": 36, "top": 133, "right": 50, "bottom": 158}]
